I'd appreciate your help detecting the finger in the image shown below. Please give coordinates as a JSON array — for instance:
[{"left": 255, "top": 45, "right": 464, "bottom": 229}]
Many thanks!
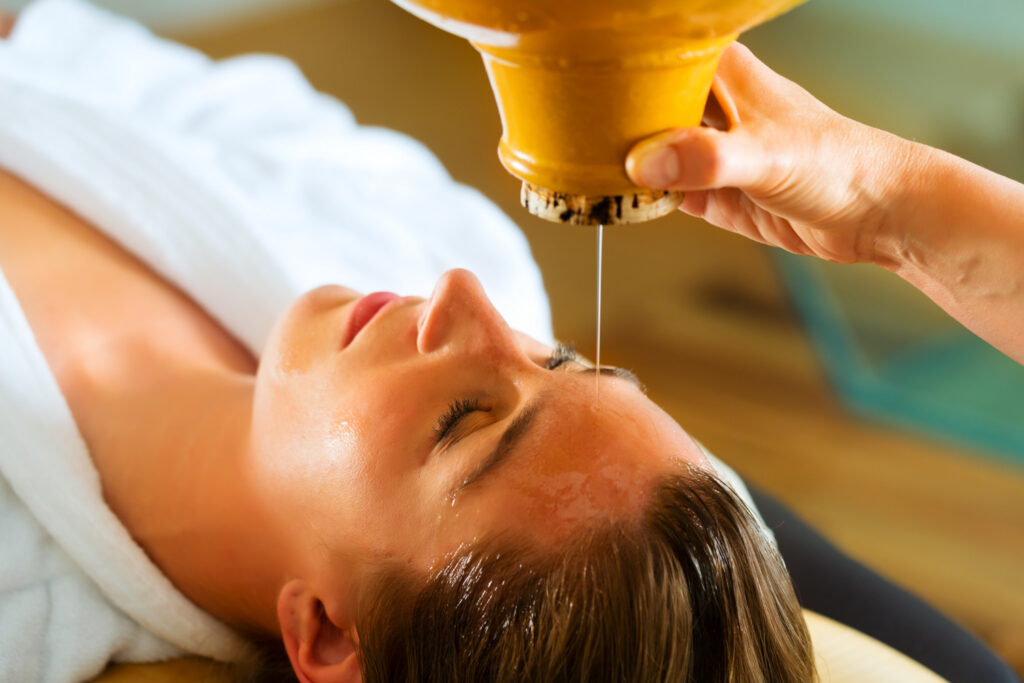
[
  {"left": 697, "top": 44, "right": 756, "bottom": 132},
  {"left": 715, "top": 42, "right": 764, "bottom": 82},
  {"left": 678, "top": 189, "right": 710, "bottom": 218},
  {"left": 714, "top": 42, "right": 785, "bottom": 102},
  {"left": 717, "top": 41, "right": 823, "bottom": 118},
  {"left": 701, "top": 86, "right": 730, "bottom": 131},
  {"left": 691, "top": 188, "right": 808, "bottom": 255},
  {"left": 626, "top": 125, "right": 771, "bottom": 192},
  {"left": 708, "top": 74, "right": 741, "bottom": 129},
  {"left": 678, "top": 188, "right": 773, "bottom": 248},
  {"left": 684, "top": 188, "right": 752, "bottom": 236}
]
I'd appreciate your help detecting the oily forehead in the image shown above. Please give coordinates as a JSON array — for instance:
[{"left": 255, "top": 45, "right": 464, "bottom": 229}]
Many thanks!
[{"left": 445, "top": 375, "right": 707, "bottom": 548}]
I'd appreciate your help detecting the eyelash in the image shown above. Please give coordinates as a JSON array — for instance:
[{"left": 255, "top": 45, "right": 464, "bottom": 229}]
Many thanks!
[
  {"left": 433, "top": 344, "right": 578, "bottom": 443},
  {"left": 434, "top": 396, "right": 483, "bottom": 443},
  {"left": 545, "top": 342, "right": 578, "bottom": 370}
]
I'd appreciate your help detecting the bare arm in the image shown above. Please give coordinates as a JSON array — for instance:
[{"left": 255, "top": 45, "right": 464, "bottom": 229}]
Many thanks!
[
  {"left": 877, "top": 146, "right": 1024, "bottom": 363},
  {"left": 626, "top": 43, "right": 1024, "bottom": 363}
]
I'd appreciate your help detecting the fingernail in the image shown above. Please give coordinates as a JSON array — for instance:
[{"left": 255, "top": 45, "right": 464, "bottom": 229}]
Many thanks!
[{"left": 632, "top": 144, "right": 680, "bottom": 188}]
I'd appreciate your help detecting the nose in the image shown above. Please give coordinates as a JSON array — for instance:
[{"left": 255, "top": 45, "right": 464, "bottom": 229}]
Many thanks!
[{"left": 417, "top": 269, "right": 522, "bottom": 358}]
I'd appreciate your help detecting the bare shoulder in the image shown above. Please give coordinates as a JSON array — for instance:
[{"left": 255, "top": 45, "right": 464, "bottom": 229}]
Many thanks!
[{"left": 0, "top": 11, "right": 15, "bottom": 40}]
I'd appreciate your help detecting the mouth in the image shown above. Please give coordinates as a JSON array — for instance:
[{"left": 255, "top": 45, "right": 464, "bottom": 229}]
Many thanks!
[{"left": 342, "top": 291, "right": 401, "bottom": 347}]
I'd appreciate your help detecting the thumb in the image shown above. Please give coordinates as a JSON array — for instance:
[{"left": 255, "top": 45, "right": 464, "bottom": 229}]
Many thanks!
[{"left": 626, "top": 126, "right": 771, "bottom": 192}]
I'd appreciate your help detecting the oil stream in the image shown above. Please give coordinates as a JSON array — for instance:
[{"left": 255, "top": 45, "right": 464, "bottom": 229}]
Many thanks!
[{"left": 595, "top": 223, "right": 603, "bottom": 402}]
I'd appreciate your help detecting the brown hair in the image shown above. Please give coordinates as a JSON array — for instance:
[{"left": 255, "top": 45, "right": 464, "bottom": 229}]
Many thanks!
[
  {"left": 349, "top": 466, "right": 815, "bottom": 682},
  {"left": 241, "top": 467, "right": 813, "bottom": 681}
]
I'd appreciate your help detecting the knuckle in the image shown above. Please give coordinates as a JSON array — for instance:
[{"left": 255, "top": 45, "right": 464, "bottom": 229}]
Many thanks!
[{"left": 689, "top": 133, "right": 728, "bottom": 187}]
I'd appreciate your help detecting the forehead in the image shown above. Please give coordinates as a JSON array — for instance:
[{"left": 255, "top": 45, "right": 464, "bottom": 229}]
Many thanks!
[{"left": 451, "top": 376, "right": 706, "bottom": 546}]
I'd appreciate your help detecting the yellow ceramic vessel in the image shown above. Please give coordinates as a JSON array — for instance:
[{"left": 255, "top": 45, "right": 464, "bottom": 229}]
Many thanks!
[{"left": 393, "top": 0, "right": 806, "bottom": 224}]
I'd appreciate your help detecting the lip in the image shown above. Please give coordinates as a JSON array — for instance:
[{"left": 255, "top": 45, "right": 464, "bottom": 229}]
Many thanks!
[{"left": 342, "top": 291, "right": 401, "bottom": 348}]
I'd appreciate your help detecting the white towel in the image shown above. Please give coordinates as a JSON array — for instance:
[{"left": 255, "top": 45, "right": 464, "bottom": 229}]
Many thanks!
[
  {"left": 0, "top": 0, "right": 554, "bottom": 355},
  {"left": 0, "top": 271, "right": 252, "bottom": 681}
]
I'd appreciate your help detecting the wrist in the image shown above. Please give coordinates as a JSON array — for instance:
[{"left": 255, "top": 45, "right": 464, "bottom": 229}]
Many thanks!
[{"left": 859, "top": 135, "right": 938, "bottom": 271}]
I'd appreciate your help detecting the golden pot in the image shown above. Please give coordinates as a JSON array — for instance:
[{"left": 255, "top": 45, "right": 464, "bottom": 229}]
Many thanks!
[{"left": 393, "top": 0, "right": 806, "bottom": 224}]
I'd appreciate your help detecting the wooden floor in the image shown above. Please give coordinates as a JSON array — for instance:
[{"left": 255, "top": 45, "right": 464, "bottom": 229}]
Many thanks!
[{"left": 181, "top": 2, "right": 1024, "bottom": 675}]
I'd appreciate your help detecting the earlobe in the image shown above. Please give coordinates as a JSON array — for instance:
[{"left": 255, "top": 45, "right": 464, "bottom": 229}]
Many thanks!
[{"left": 277, "top": 580, "right": 363, "bottom": 683}]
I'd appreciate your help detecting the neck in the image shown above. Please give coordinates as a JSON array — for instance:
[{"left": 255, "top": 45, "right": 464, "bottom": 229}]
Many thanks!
[{"left": 85, "top": 359, "right": 286, "bottom": 634}]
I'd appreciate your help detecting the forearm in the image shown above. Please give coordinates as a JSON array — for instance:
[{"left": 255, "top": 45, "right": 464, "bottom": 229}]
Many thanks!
[{"left": 874, "top": 142, "right": 1024, "bottom": 363}]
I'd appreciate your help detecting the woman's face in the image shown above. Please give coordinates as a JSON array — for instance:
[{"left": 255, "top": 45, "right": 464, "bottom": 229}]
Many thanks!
[{"left": 251, "top": 269, "right": 707, "bottom": 617}]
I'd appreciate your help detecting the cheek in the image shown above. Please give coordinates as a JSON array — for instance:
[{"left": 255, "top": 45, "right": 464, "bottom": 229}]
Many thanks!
[
  {"left": 251, "top": 359, "right": 371, "bottom": 505},
  {"left": 262, "top": 319, "right": 317, "bottom": 375},
  {"left": 251, "top": 350, "right": 457, "bottom": 560},
  {"left": 261, "top": 285, "right": 358, "bottom": 375}
]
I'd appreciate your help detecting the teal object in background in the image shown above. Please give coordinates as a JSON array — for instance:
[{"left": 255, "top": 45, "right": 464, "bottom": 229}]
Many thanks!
[
  {"left": 747, "top": 0, "right": 1024, "bottom": 466},
  {"left": 774, "top": 252, "right": 1024, "bottom": 465}
]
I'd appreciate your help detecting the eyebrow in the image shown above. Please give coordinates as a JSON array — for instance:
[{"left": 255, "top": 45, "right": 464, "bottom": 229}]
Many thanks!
[
  {"left": 446, "top": 364, "right": 644, "bottom": 500},
  {"left": 576, "top": 364, "right": 646, "bottom": 393}
]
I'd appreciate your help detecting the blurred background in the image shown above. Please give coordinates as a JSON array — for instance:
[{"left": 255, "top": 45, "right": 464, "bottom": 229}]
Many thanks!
[{"left": 4, "top": 0, "right": 1022, "bottom": 675}]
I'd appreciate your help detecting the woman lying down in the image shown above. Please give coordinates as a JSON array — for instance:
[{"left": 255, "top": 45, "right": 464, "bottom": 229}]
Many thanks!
[{"left": 1, "top": 2, "right": 1019, "bottom": 682}]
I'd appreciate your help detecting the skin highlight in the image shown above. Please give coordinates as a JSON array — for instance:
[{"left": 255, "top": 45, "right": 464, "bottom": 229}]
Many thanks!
[
  {"left": 0, "top": 12, "right": 13, "bottom": 39},
  {"left": 3, "top": 23, "right": 1019, "bottom": 678},
  {"left": 0, "top": 170, "right": 713, "bottom": 681},
  {"left": 249, "top": 269, "right": 712, "bottom": 663}
]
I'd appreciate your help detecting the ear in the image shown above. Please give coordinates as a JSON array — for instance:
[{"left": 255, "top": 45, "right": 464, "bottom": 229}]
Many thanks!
[{"left": 277, "top": 579, "right": 362, "bottom": 683}]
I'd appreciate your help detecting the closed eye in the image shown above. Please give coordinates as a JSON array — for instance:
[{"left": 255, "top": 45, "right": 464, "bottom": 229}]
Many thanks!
[
  {"left": 435, "top": 344, "right": 575, "bottom": 445},
  {"left": 545, "top": 342, "right": 578, "bottom": 370},
  {"left": 434, "top": 396, "right": 483, "bottom": 444},
  {"left": 434, "top": 343, "right": 642, "bottom": 446}
]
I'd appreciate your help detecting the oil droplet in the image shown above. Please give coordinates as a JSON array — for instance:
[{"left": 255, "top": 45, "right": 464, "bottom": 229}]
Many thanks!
[{"left": 595, "top": 223, "right": 604, "bottom": 404}]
